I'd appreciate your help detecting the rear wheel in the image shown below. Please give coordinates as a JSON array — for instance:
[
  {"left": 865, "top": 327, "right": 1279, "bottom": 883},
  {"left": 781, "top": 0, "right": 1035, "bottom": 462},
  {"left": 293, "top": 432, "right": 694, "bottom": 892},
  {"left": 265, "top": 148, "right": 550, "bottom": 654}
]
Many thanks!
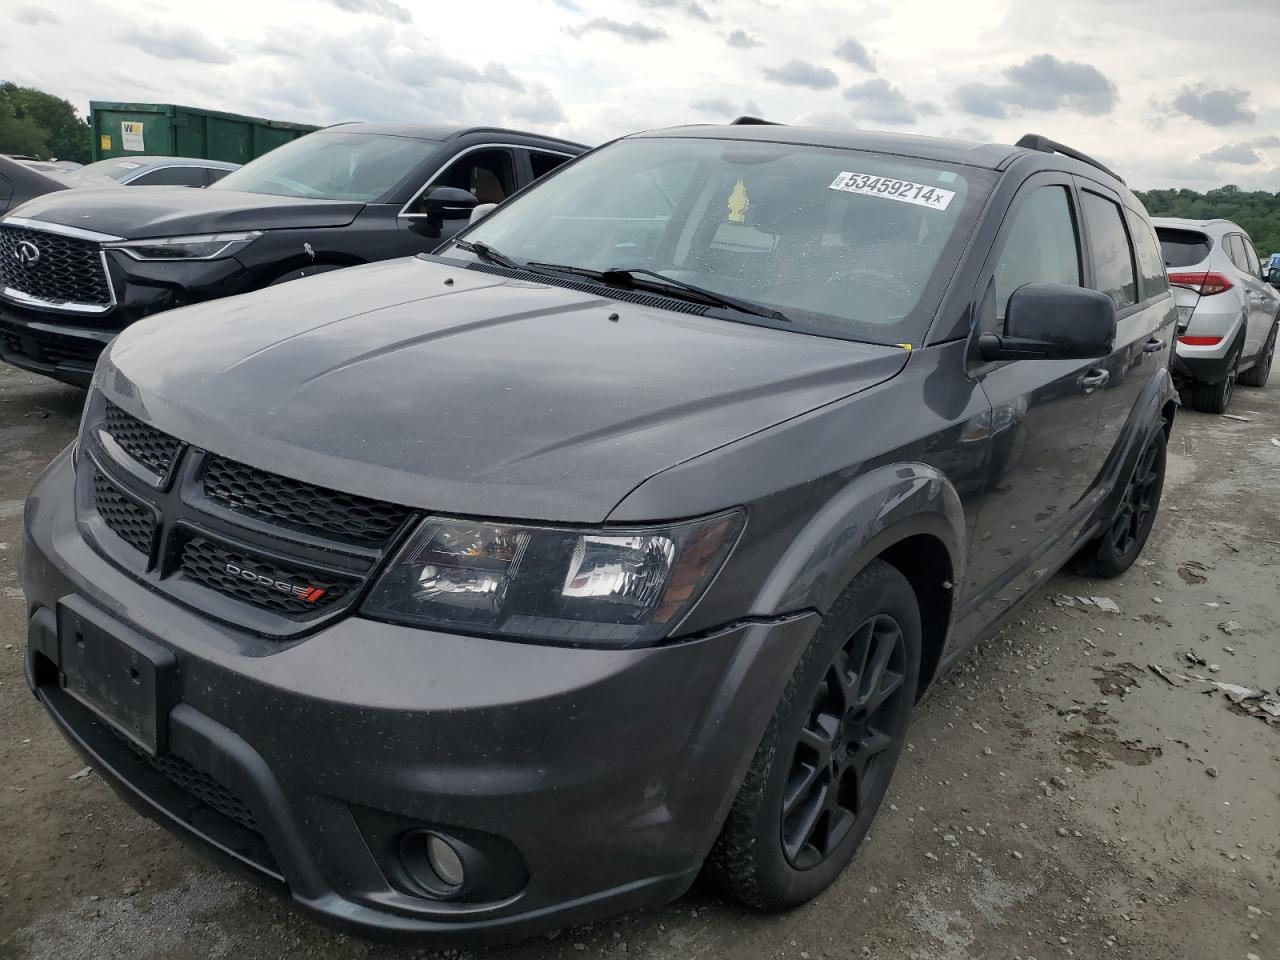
[
  {"left": 706, "top": 560, "right": 920, "bottom": 911},
  {"left": 1071, "top": 428, "right": 1167, "bottom": 578},
  {"left": 1238, "top": 327, "right": 1276, "bottom": 387},
  {"left": 1190, "top": 355, "right": 1236, "bottom": 413}
]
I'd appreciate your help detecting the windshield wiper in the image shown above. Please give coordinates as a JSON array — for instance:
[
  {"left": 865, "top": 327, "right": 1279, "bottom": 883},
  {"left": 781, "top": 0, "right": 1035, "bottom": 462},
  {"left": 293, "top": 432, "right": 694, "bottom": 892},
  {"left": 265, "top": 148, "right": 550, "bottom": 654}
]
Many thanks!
[
  {"left": 454, "top": 240, "right": 522, "bottom": 271},
  {"left": 525, "top": 262, "right": 791, "bottom": 322}
]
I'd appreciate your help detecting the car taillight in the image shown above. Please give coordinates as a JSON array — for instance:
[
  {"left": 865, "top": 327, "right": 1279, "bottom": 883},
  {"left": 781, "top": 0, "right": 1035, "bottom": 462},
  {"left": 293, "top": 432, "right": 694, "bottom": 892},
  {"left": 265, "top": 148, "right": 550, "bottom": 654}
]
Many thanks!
[
  {"left": 1177, "top": 335, "right": 1223, "bottom": 346},
  {"left": 1168, "top": 271, "right": 1232, "bottom": 295}
]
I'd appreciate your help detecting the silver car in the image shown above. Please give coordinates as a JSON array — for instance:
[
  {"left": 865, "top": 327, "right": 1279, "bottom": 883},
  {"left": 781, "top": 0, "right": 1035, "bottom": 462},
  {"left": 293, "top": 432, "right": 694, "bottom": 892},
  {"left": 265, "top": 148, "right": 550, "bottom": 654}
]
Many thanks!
[
  {"left": 1153, "top": 217, "right": 1280, "bottom": 412},
  {"left": 62, "top": 156, "right": 240, "bottom": 189}
]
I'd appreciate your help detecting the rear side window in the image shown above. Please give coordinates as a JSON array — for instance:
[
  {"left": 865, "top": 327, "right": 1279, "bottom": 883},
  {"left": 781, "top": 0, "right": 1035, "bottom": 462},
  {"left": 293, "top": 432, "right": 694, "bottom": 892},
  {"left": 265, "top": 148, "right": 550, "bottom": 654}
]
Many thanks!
[
  {"left": 1225, "top": 234, "right": 1250, "bottom": 271},
  {"left": 1126, "top": 212, "right": 1168, "bottom": 299},
  {"left": 529, "top": 151, "right": 570, "bottom": 180},
  {"left": 993, "top": 185, "right": 1081, "bottom": 320},
  {"left": 1155, "top": 228, "right": 1211, "bottom": 268},
  {"left": 1081, "top": 191, "right": 1137, "bottom": 309},
  {"left": 131, "top": 166, "right": 208, "bottom": 187},
  {"left": 1240, "top": 235, "right": 1261, "bottom": 275}
]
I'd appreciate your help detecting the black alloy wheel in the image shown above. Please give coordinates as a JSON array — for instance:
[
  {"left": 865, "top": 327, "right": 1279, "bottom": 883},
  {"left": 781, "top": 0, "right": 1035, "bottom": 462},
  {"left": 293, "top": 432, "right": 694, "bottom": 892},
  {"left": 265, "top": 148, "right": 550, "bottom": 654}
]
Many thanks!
[
  {"left": 706, "top": 559, "right": 921, "bottom": 911},
  {"left": 1106, "top": 434, "right": 1163, "bottom": 559},
  {"left": 782, "top": 614, "right": 908, "bottom": 869},
  {"left": 1071, "top": 426, "right": 1167, "bottom": 578}
]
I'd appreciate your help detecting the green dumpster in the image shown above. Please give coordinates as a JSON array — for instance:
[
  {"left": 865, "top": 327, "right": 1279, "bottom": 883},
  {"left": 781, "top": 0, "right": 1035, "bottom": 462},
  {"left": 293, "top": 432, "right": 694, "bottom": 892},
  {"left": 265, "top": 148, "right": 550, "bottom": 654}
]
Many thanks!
[{"left": 90, "top": 102, "right": 318, "bottom": 163}]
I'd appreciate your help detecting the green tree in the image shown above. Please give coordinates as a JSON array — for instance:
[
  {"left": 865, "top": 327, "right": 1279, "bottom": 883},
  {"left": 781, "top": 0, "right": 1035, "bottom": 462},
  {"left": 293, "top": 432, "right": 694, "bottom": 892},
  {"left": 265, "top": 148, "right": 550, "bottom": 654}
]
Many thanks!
[
  {"left": 1136, "top": 185, "right": 1280, "bottom": 261},
  {"left": 0, "top": 98, "right": 48, "bottom": 157},
  {"left": 0, "top": 82, "right": 90, "bottom": 162}
]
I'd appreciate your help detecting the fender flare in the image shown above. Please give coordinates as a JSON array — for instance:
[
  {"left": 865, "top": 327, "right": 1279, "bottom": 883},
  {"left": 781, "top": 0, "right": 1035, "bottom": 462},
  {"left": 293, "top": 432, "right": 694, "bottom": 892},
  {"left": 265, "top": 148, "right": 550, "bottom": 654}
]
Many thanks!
[{"left": 751, "top": 461, "right": 967, "bottom": 618}]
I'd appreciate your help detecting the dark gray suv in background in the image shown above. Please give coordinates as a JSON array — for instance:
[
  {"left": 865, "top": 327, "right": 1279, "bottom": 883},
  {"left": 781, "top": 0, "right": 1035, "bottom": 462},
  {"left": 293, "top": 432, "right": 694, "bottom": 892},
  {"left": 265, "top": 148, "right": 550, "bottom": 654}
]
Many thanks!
[{"left": 22, "top": 123, "right": 1177, "bottom": 943}]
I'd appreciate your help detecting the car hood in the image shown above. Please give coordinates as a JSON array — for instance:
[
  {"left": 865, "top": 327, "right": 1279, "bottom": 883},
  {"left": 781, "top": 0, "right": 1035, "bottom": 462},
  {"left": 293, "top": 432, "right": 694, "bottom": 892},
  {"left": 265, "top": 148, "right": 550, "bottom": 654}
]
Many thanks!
[
  {"left": 6, "top": 187, "right": 363, "bottom": 237},
  {"left": 102, "top": 257, "right": 909, "bottom": 523}
]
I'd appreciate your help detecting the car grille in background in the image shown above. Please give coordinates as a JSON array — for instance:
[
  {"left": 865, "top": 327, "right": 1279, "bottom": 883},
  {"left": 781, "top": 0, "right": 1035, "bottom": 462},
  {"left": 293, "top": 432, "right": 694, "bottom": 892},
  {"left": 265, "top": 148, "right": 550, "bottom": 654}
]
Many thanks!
[
  {"left": 202, "top": 454, "right": 411, "bottom": 547},
  {"left": 104, "top": 401, "right": 182, "bottom": 477},
  {"left": 93, "top": 470, "right": 156, "bottom": 555},
  {"left": 0, "top": 225, "right": 112, "bottom": 307},
  {"left": 178, "top": 535, "right": 356, "bottom": 616}
]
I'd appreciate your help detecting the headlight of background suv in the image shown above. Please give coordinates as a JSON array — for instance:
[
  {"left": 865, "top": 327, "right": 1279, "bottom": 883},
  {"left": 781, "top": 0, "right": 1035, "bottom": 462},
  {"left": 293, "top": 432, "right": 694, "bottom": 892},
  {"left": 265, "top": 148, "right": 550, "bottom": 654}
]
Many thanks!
[
  {"left": 361, "top": 511, "right": 745, "bottom": 647},
  {"left": 105, "top": 232, "right": 262, "bottom": 261}
]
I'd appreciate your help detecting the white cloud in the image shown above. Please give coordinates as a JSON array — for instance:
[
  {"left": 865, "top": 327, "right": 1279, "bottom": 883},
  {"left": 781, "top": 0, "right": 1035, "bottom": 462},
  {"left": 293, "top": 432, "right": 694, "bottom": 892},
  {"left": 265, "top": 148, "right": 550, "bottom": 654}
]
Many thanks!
[{"left": 1, "top": 0, "right": 1277, "bottom": 189}]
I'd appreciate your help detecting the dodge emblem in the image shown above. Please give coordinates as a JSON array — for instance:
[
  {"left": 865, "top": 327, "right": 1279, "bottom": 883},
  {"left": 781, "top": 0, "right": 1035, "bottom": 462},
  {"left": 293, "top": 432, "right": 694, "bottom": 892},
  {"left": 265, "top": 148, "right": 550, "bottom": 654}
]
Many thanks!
[{"left": 15, "top": 240, "right": 41, "bottom": 267}]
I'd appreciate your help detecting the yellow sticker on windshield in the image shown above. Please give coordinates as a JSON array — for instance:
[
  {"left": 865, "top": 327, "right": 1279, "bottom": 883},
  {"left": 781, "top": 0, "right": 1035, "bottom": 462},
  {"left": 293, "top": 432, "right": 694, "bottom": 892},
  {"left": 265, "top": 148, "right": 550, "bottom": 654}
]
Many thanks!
[{"left": 727, "top": 179, "right": 750, "bottom": 222}]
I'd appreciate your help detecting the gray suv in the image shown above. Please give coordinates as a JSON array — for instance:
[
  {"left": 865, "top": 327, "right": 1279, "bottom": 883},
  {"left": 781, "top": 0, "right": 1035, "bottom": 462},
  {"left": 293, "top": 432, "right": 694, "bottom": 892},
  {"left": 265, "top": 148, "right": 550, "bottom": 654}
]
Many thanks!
[
  {"left": 22, "top": 125, "right": 1177, "bottom": 943},
  {"left": 1154, "top": 217, "right": 1279, "bottom": 411}
]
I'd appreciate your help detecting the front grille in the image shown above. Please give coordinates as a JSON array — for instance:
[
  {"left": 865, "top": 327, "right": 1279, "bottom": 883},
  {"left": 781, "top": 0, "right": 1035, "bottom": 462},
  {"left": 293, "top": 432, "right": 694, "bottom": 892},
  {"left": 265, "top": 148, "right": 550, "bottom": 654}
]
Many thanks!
[
  {"left": 203, "top": 454, "right": 411, "bottom": 547},
  {"left": 0, "top": 225, "right": 112, "bottom": 307},
  {"left": 179, "top": 535, "right": 356, "bottom": 616},
  {"left": 104, "top": 401, "right": 182, "bottom": 477},
  {"left": 150, "top": 752, "right": 260, "bottom": 832},
  {"left": 93, "top": 470, "right": 156, "bottom": 555}
]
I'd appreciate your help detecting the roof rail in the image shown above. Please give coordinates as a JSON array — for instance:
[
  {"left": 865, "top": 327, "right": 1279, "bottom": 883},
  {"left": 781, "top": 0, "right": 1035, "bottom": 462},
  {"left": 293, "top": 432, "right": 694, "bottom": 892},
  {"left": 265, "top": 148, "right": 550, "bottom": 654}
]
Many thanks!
[
  {"left": 1015, "top": 133, "right": 1125, "bottom": 185},
  {"left": 731, "top": 115, "right": 782, "bottom": 126}
]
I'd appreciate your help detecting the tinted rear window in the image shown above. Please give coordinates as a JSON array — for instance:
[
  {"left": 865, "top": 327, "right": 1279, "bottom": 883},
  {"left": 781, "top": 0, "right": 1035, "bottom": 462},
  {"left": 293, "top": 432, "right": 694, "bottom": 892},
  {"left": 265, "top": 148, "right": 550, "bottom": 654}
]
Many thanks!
[{"left": 1156, "top": 228, "right": 1211, "bottom": 268}]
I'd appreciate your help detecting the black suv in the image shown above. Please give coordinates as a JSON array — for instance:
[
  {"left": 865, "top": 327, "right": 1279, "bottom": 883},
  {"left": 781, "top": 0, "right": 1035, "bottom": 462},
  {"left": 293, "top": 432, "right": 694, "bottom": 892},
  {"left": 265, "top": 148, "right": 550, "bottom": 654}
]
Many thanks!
[
  {"left": 22, "top": 123, "right": 1176, "bottom": 943},
  {"left": 0, "top": 122, "right": 585, "bottom": 386}
]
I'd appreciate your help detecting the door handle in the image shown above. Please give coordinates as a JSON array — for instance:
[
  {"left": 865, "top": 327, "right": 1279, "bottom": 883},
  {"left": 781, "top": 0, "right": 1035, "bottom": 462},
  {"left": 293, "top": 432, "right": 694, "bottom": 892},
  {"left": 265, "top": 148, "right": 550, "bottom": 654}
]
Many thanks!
[
  {"left": 1142, "top": 337, "right": 1165, "bottom": 353},
  {"left": 1077, "top": 369, "right": 1110, "bottom": 392}
]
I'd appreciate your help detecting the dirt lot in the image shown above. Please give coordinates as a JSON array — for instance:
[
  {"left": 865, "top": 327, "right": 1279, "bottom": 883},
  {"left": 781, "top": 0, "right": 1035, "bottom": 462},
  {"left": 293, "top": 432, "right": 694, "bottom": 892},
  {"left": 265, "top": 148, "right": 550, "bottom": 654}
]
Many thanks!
[{"left": 1, "top": 361, "right": 1277, "bottom": 960}]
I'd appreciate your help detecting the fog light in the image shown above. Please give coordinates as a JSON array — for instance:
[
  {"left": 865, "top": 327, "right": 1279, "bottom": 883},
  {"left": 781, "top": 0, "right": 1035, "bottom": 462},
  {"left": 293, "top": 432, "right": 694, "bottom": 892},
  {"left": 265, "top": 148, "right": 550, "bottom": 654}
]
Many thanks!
[
  {"left": 427, "top": 834, "right": 466, "bottom": 888},
  {"left": 398, "top": 830, "right": 469, "bottom": 897}
]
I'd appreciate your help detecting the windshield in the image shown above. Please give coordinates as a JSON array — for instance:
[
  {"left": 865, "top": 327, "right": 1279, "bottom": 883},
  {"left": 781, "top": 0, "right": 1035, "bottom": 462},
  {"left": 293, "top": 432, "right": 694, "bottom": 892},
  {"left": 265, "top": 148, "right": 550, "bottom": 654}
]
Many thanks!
[
  {"left": 457, "top": 137, "right": 993, "bottom": 344},
  {"left": 78, "top": 159, "right": 149, "bottom": 181},
  {"left": 211, "top": 132, "right": 438, "bottom": 202}
]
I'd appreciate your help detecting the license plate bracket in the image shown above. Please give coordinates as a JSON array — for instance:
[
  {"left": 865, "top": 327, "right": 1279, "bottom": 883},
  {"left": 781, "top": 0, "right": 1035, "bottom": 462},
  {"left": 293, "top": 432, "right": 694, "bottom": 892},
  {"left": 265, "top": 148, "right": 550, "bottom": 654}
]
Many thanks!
[{"left": 57, "top": 600, "right": 177, "bottom": 756}]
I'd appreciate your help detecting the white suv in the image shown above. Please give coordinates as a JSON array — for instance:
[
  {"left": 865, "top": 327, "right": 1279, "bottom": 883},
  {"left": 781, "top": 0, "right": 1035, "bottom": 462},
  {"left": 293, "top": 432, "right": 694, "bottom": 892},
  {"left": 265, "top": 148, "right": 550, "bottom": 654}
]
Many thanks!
[{"left": 1153, "top": 217, "right": 1279, "bottom": 412}]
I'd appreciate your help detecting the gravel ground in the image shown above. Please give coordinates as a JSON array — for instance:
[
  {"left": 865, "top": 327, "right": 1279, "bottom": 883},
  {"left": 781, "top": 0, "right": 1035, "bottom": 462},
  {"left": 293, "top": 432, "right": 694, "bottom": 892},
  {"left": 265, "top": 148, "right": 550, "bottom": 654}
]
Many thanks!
[{"left": 1, "top": 361, "right": 1277, "bottom": 960}]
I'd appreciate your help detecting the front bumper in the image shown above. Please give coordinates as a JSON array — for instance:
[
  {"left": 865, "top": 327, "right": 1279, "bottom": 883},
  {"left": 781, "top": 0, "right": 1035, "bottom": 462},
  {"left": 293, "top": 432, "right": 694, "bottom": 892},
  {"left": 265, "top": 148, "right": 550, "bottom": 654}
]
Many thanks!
[
  {"left": 21, "top": 448, "right": 818, "bottom": 943},
  {"left": 0, "top": 252, "right": 252, "bottom": 386}
]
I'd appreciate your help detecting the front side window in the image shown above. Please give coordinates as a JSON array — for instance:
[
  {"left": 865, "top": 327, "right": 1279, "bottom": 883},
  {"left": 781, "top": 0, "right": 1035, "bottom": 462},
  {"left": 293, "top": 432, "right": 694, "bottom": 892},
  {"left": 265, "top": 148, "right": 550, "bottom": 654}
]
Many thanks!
[
  {"left": 1081, "top": 191, "right": 1137, "bottom": 309},
  {"left": 993, "top": 185, "right": 1081, "bottom": 320},
  {"left": 1126, "top": 211, "right": 1168, "bottom": 299},
  {"left": 211, "top": 132, "right": 438, "bottom": 202},
  {"left": 405, "top": 148, "right": 517, "bottom": 215},
  {"left": 529, "top": 151, "right": 571, "bottom": 179},
  {"left": 457, "top": 137, "right": 994, "bottom": 346}
]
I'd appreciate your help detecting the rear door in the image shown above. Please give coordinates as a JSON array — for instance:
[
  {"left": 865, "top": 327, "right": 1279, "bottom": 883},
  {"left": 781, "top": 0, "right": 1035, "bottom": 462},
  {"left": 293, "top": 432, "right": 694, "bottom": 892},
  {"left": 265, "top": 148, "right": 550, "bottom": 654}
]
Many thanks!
[
  {"left": 1075, "top": 184, "right": 1169, "bottom": 461},
  {"left": 1236, "top": 233, "right": 1279, "bottom": 356},
  {"left": 964, "top": 174, "right": 1109, "bottom": 600},
  {"left": 522, "top": 148, "right": 575, "bottom": 188}
]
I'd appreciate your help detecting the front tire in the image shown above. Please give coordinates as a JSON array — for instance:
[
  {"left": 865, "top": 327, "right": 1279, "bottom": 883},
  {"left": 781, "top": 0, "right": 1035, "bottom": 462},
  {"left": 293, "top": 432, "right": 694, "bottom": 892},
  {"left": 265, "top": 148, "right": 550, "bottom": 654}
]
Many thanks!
[
  {"left": 706, "top": 559, "right": 921, "bottom": 911},
  {"left": 1071, "top": 427, "right": 1167, "bottom": 578}
]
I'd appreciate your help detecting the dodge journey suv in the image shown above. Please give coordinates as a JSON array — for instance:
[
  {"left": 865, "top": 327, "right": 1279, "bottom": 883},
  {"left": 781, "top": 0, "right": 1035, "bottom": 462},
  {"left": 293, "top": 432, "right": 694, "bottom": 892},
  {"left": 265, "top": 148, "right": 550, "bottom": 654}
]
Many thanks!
[{"left": 22, "top": 124, "right": 1177, "bottom": 943}]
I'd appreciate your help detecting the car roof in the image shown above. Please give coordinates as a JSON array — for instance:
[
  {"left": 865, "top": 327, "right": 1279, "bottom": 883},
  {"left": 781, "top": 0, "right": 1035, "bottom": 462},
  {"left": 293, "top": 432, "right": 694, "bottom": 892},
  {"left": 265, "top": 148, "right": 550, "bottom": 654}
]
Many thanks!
[
  {"left": 629, "top": 123, "right": 1142, "bottom": 199},
  {"left": 631, "top": 123, "right": 1021, "bottom": 169},
  {"left": 1150, "top": 216, "right": 1240, "bottom": 234},
  {"left": 95, "top": 155, "right": 240, "bottom": 170},
  {"left": 320, "top": 121, "right": 586, "bottom": 150}
]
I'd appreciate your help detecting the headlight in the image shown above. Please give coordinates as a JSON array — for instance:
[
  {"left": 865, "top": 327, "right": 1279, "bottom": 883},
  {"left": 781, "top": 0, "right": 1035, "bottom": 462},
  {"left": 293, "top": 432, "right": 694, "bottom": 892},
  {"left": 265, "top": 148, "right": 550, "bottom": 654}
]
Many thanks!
[
  {"left": 361, "top": 512, "right": 744, "bottom": 647},
  {"left": 105, "top": 232, "right": 262, "bottom": 261}
]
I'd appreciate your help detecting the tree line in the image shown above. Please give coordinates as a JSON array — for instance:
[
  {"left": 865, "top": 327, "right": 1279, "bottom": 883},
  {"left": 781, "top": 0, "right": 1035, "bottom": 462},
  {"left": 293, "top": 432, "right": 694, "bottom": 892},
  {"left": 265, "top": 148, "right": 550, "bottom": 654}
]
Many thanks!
[
  {"left": 0, "top": 82, "right": 92, "bottom": 163},
  {"left": 1135, "top": 185, "right": 1280, "bottom": 260}
]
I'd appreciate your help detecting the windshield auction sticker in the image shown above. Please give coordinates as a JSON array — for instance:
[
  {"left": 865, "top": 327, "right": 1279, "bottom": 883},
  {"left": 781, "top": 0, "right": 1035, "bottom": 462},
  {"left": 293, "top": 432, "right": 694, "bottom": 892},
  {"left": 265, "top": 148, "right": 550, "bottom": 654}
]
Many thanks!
[{"left": 828, "top": 172, "right": 956, "bottom": 211}]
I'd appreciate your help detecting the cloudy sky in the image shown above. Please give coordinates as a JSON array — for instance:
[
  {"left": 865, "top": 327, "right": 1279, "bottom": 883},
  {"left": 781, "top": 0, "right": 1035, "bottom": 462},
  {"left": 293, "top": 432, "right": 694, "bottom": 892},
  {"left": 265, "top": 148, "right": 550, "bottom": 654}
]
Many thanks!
[{"left": 4, "top": 0, "right": 1279, "bottom": 190}]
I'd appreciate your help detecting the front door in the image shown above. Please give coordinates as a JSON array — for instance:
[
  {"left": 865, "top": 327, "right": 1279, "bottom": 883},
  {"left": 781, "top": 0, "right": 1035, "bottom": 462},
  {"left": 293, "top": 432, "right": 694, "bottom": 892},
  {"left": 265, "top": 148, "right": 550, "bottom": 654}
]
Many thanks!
[{"left": 401, "top": 146, "right": 519, "bottom": 250}]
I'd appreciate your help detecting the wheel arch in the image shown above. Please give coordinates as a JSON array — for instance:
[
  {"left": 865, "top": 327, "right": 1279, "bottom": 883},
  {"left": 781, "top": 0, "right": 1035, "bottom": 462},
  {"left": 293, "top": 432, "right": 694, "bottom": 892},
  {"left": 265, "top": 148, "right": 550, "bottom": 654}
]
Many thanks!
[{"left": 747, "top": 461, "right": 966, "bottom": 697}]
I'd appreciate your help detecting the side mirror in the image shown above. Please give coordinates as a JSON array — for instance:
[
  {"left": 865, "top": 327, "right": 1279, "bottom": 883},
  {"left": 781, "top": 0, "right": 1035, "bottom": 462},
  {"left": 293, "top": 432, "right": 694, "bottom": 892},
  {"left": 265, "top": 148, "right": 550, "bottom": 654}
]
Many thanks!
[
  {"left": 1267, "top": 267, "right": 1280, "bottom": 288},
  {"left": 421, "top": 186, "right": 478, "bottom": 218},
  {"left": 978, "top": 283, "right": 1116, "bottom": 363},
  {"left": 469, "top": 202, "right": 498, "bottom": 225}
]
